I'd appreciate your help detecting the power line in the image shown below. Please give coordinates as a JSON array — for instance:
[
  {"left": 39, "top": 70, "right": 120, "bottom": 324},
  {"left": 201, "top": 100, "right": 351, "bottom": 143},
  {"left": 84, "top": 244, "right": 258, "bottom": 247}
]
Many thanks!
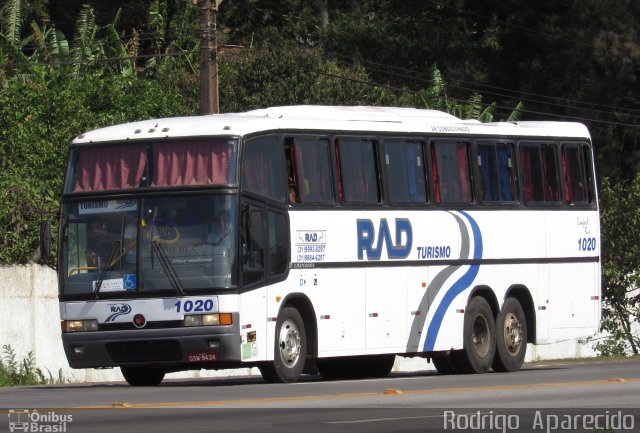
[
  {"left": 236, "top": 5, "right": 640, "bottom": 119},
  {"left": 325, "top": 50, "right": 640, "bottom": 118},
  {"left": 19, "top": 2, "right": 636, "bottom": 121},
  {"left": 3, "top": 34, "right": 639, "bottom": 128},
  {"left": 3, "top": 47, "right": 639, "bottom": 128},
  {"left": 277, "top": 61, "right": 640, "bottom": 129}
]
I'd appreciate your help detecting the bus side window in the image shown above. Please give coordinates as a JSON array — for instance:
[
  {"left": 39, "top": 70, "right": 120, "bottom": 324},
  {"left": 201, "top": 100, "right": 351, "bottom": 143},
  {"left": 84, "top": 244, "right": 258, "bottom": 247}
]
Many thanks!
[
  {"left": 268, "top": 210, "right": 289, "bottom": 278},
  {"left": 521, "top": 143, "right": 560, "bottom": 204},
  {"left": 383, "top": 139, "right": 427, "bottom": 203},
  {"left": 497, "top": 145, "right": 516, "bottom": 201},
  {"left": 477, "top": 142, "right": 516, "bottom": 203},
  {"left": 431, "top": 140, "right": 472, "bottom": 203},
  {"left": 287, "top": 137, "right": 334, "bottom": 204},
  {"left": 521, "top": 145, "right": 543, "bottom": 202},
  {"left": 337, "top": 138, "right": 380, "bottom": 203},
  {"left": 242, "top": 136, "right": 285, "bottom": 202},
  {"left": 241, "top": 206, "right": 265, "bottom": 285},
  {"left": 562, "top": 144, "right": 589, "bottom": 204}
]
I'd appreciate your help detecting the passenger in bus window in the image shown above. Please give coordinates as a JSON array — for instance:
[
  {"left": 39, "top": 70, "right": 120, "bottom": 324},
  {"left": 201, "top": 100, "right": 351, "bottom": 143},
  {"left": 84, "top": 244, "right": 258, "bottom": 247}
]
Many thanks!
[{"left": 288, "top": 177, "right": 300, "bottom": 204}]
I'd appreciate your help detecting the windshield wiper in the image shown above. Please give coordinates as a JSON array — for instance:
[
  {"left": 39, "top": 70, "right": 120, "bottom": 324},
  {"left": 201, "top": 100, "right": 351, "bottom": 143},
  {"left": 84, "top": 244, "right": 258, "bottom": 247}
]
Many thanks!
[
  {"left": 151, "top": 240, "right": 186, "bottom": 296},
  {"left": 118, "top": 216, "right": 126, "bottom": 268},
  {"left": 93, "top": 240, "right": 121, "bottom": 299}
]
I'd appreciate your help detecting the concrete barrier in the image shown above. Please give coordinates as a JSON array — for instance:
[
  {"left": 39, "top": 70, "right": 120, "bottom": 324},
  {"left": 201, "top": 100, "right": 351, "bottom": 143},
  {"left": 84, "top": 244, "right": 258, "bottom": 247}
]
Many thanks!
[{"left": 0, "top": 264, "right": 597, "bottom": 384}]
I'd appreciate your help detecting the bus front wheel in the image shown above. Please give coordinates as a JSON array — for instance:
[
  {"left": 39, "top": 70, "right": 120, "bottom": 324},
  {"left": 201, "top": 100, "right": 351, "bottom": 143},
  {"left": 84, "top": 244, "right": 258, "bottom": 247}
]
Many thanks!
[
  {"left": 259, "top": 307, "right": 306, "bottom": 383},
  {"left": 493, "top": 297, "right": 527, "bottom": 372},
  {"left": 120, "top": 366, "right": 165, "bottom": 386},
  {"left": 454, "top": 296, "right": 495, "bottom": 374}
]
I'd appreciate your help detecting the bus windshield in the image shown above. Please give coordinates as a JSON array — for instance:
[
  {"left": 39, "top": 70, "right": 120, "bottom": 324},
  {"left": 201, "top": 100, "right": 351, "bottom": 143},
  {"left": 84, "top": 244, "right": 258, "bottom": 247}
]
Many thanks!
[
  {"left": 66, "top": 139, "right": 238, "bottom": 193},
  {"left": 62, "top": 194, "right": 237, "bottom": 296}
]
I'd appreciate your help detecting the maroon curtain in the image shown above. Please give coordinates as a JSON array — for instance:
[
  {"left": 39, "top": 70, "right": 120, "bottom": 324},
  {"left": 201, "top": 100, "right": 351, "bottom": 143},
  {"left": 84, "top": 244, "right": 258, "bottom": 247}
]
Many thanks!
[
  {"left": 73, "top": 145, "right": 147, "bottom": 192},
  {"left": 152, "top": 141, "right": 232, "bottom": 187},
  {"left": 562, "top": 149, "right": 570, "bottom": 203},
  {"left": 541, "top": 147, "right": 558, "bottom": 201},
  {"left": 243, "top": 153, "right": 270, "bottom": 196},
  {"left": 431, "top": 145, "right": 441, "bottom": 204},
  {"left": 456, "top": 145, "right": 470, "bottom": 202},
  {"left": 293, "top": 140, "right": 330, "bottom": 202},
  {"left": 521, "top": 149, "right": 534, "bottom": 202}
]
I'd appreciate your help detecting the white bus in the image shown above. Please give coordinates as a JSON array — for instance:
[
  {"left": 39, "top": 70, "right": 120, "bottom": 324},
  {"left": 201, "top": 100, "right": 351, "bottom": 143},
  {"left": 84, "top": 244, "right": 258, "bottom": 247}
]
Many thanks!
[{"left": 48, "top": 105, "right": 601, "bottom": 385}]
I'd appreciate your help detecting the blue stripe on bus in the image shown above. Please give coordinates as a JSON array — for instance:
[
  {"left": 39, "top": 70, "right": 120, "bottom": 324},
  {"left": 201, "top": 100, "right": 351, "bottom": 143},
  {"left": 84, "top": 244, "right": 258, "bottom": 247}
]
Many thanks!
[{"left": 424, "top": 211, "right": 483, "bottom": 351}]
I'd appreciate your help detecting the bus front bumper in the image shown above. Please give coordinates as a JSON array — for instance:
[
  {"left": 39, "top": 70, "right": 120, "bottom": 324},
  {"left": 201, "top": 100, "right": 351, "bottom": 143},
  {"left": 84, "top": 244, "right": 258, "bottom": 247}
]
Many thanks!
[{"left": 62, "top": 319, "right": 241, "bottom": 369}]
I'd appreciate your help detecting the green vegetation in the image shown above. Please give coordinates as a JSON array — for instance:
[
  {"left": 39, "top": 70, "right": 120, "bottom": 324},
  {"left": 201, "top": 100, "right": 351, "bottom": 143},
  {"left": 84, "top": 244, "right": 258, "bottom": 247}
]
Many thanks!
[
  {"left": 0, "top": 0, "right": 638, "bottom": 357},
  {"left": 0, "top": 345, "right": 64, "bottom": 386},
  {"left": 586, "top": 176, "right": 640, "bottom": 356}
]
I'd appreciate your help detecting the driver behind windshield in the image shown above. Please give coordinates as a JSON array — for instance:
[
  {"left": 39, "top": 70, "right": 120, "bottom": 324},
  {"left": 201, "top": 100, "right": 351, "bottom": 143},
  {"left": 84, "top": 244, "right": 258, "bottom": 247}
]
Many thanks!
[{"left": 85, "top": 219, "right": 112, "bottom": 268}]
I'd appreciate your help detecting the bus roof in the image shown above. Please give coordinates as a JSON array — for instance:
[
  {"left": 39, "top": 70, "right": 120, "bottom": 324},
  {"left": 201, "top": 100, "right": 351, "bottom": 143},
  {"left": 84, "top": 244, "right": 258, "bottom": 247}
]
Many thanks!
[{"left": 72, "top": 105, "right": 591, "bottom": 145}]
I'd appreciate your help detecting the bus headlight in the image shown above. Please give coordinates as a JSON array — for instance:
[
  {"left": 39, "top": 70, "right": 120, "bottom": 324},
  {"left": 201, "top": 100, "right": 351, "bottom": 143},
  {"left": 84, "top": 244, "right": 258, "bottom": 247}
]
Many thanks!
[
  {"left": 62, "top": 319, "right": 98, "bottom": 333},
  {"left": 184, "top": 313, "right": 232, "bottom": 327}
]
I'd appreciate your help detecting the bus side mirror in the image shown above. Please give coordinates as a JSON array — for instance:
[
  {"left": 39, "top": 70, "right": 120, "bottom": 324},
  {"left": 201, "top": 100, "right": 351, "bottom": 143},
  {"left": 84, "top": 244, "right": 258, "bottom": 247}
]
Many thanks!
[{"left": 40, "top": 220, "right": 52, "bottom": 265}]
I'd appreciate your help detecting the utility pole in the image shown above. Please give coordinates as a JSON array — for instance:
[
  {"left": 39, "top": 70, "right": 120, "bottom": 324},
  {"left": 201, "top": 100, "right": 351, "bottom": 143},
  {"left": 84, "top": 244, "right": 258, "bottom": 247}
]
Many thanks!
[{"left": 198, "top": 0, "right": 222, "bottom": 115}]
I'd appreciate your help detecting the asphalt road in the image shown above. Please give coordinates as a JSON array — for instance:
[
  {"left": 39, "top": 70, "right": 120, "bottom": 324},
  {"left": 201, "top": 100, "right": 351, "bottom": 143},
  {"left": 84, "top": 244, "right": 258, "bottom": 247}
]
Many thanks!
[{"left": 1, "top": 358, "right": 639, "bottom": 433}]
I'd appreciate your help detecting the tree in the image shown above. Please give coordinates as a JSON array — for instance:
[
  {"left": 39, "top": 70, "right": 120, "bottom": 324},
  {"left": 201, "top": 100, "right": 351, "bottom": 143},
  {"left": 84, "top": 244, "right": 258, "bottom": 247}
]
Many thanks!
[
  {"left": 483, "top": 0, "right": 640, "bottom": 180},
  {"left": 0, "top": 70, "right": 194, "bottom": 264},
  {"left": 590, "top": 176, "right": 640, "bottom": 355}
]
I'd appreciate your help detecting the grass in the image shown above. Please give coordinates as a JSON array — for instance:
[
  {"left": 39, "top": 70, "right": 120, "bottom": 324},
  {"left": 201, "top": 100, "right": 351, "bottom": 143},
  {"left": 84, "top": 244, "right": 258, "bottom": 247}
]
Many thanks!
[{"left": 0, "top": 344, "right": 65, "bottom": 386}]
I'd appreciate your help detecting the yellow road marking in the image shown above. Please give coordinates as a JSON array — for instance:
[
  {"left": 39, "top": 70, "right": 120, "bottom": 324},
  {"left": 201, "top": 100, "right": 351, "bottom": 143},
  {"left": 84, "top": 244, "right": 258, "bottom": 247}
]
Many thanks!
[
  {"left": 1, "top": 377, "right": 638, "bottom": 412},
  {"left": 75, "top": 377, "right": 640, "bottom": 410}
]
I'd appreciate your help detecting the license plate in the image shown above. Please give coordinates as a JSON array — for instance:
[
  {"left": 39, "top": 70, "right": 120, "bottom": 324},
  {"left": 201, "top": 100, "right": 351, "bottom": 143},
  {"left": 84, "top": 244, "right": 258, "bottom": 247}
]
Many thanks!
[{"left": 187, "top": 352, "right": 217, "bottom": 362}]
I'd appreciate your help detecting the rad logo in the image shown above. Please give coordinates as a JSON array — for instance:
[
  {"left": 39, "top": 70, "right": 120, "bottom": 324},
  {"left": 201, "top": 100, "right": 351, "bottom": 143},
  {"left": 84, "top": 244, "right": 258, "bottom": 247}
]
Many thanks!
[
  {"left": 296, "top": 231, "right": 326, "bottom": 244},
  {"left": 357, "top": 218, "right": 412, "bottom": 260},
  {"left": 105, "top": 303, "right": 132, "bottom": 322},
  {"left": 8, "top": 410, "right": 72, "bottom": 432},
  {"left": 115, "top": 199, "right": 136, "bottom": 210}
]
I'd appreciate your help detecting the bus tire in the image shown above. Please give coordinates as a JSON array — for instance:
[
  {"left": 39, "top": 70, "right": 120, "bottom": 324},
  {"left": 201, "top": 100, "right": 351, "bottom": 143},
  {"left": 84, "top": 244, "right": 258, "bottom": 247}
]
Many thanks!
[
  {"left": 259, "top": 307, "right": 306, "bottom": 383},
  {"left": 493, "top": 297, "right": 527, "bottom": 372},
  {"left": 120, "top": 366, "right": 165, "bottom": 386},
  {"left": 454, "top": 296, "right": 495, "bottom": 374},
  {"left": 432, "top": 352, "right": 457, "bottom": 375}
]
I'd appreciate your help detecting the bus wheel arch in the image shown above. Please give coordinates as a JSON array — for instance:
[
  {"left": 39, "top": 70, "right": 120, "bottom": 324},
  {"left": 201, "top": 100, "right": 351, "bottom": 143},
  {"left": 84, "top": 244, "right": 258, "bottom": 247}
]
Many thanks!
[
  {"left": 259, "top": 294, "right": 317, "bottom": 383},
  {"left": 468, "top": 286, "right": 500, "bottom": 318},
  {"left": 493, "top": 286, "right": 534, "bottom": 372},
  {"left": 281, "top": 294, "right": 318, "bottom": 361}
]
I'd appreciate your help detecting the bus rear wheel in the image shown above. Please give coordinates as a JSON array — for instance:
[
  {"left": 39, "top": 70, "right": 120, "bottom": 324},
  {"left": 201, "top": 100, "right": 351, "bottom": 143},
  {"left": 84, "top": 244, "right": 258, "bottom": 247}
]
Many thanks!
[
  {"left": 454, "top": 296, "right": 495, "bottom": 374},
  {"left": 120, "top": 366, "right": 165, "bottom": 386},
  {"left": 259, "top": 307, "right": 306, "bottom": 383},
  {"left": 493, "top": 297, "right": 527, "bottom": 372}
]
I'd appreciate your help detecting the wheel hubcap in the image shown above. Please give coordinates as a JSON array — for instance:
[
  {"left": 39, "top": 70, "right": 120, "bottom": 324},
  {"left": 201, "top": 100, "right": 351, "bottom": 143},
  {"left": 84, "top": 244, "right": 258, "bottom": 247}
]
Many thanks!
[
  {"left": 278, "top": 319, "right": 301, "bottom": 368},
  {"left": 503, "top": 312, "right": 523, "bottom": 355},
  {"left": 472, "top": 314, "right": 491, "bottom": 357}
]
